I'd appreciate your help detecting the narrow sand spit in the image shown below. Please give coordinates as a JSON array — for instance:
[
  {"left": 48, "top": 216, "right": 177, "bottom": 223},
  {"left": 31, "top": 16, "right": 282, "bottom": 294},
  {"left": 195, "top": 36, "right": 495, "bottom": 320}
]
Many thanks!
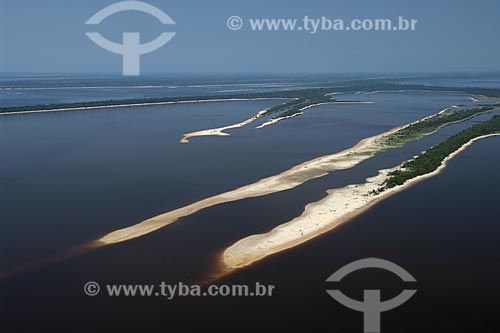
[
  {"left": 181, "top": 109, "right": 269, "bottom": 143},
  {"left": 180, "top": 98, "right": 358, "bottom": 141},
  {"left": 255, "top": 102, "right": 374, "bottom": 129},
  {"left": 256, "top": 102, "right": 334, "bottom": 129},
  {"left": 221, "top": 134, "right": 500, "bottom": 271},
  {"left": 0, "top": 98, "right": 286, "bottom": 116},
  {"left": 255, "top": 112, "right": 303, "bottom": 129}
]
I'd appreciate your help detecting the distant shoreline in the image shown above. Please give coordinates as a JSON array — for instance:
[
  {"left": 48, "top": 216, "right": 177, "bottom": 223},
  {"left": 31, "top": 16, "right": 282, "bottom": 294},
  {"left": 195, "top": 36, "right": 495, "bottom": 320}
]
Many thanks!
[{"left": 0, "top": 98, "right": 288, "bottom": 116}]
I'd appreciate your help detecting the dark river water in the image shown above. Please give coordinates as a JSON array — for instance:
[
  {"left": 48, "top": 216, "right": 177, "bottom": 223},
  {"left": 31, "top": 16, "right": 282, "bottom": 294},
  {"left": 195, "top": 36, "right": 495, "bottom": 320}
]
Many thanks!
[{"left": 1, "top": 90, "right": 498, "bottom": 332}]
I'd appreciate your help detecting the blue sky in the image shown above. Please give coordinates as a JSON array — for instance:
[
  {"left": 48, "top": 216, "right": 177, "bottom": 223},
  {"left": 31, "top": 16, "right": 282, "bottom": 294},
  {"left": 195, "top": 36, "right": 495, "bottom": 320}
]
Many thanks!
[{"left": 1, "top": 0, "right": 499, "bottom": 74}]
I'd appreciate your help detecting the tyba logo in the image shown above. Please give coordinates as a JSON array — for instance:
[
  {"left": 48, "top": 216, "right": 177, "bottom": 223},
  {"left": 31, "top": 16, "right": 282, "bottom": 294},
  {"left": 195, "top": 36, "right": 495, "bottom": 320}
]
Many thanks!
[
  {"left": 326, "top": 258, "right": 417, "bottom": 333},
  {"left": 85, "top": 1, "right": 176, "bottom": 75}
]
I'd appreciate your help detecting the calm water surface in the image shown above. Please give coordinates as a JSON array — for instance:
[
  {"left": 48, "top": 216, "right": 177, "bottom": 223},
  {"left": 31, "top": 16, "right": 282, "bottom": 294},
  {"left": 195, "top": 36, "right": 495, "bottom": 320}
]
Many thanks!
[{"left": 1, "top": 90, "right": 498, "bottom": 332}]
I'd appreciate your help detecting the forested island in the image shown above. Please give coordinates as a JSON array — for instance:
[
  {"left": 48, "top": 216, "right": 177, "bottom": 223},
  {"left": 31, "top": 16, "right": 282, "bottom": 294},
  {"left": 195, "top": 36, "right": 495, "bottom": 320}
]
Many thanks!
[
  {"left": 378, "top": 115, "right": 500, "bottom": 192},
  {"left": 383, "top": 105, "right": 499, "bottom": 147}
]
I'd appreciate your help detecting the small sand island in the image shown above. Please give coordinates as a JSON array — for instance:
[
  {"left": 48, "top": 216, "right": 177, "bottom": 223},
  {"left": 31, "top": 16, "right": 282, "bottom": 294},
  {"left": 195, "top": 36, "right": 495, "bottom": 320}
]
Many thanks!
[
  {"left": 180, "top": 94, "right": 375, "bottom": 141},
  {"left": 180, "top": 109, "right": 269, "bottom": 143}
]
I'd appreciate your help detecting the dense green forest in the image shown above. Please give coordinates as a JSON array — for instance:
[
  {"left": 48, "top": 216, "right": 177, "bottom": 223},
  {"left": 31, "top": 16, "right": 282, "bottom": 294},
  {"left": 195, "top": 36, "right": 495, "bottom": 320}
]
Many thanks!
[{"left": 377, "top": 115, "right": 500, "bottom": 192}]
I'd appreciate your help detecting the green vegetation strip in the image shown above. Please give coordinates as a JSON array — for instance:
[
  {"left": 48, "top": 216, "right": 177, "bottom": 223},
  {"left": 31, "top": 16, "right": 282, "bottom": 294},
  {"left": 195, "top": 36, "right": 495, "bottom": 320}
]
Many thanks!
[
  {"left": 383, "top": 105, "right": 499, "bottom": 147},
  {"left": 379, "top": 115, "right": 500, "bottom": 192},
  {"left": 265, "top": 95, "right": 335, "bottom": 119}
]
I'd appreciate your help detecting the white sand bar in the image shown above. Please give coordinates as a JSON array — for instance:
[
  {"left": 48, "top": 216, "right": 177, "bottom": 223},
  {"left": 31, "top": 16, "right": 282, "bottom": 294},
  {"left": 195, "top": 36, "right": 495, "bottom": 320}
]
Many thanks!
[{"left": 181, "top": 109, "right": 269, "bottom": 143}]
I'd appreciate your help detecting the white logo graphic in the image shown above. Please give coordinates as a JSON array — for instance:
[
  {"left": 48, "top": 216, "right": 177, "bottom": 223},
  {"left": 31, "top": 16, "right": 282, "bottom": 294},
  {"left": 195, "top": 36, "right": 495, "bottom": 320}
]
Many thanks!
[
  {"left": 326, "top": 258, "right": 417, "bottom": 333},
  {"left": 85, "top": 1, "right": 176, "bottom": 76},
  {"left": 227, "top": 16, "right": 243, "bottom": 30}
]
